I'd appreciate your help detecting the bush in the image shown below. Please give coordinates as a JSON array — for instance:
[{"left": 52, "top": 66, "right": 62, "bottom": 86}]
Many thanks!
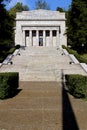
[
  {"left": 0, "top": 40, "right": 13, "bottom": 51},
  {"left": 0, "top": 56, "right": 5, "bottom": 63},
  {"left": 0, "top": 77, "right": 9, "bottom": 99},
  {"left": 0, "top": 72, "right": 19, "bottom": 99},
  {"left": 15, "top": 45, "right": 20, "bottom": 49},
  {"left": 65, "top": 74, "right": 87, "bottom": 98},
  {"left": 62, "top": 45, "right": 87, "bottom": 64},
  {"left": 0, "top": 39, "right": 14, "bottom": 62}
]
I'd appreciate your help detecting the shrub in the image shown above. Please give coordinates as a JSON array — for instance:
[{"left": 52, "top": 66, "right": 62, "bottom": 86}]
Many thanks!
[
  {"left": 0, "top": 72, "right": 19, "bottom": 99},
  {"left": 62, "top": 45, "right": 87, "bottom": 64},
  {"left": 65, "top": 74, "right": 87, "bottom": 98},
  {"left": 0, "top": 77, "right": 9, "bottom": 99},
  {"left": 0, "top": 57, "right": 5, "bottom": 63},
  {"left": 0, "top": 40, "right": 14, "bottom": 63},
  {"left": 0, "top": 40, "right": 13, "bottom": 51},
  {"left": 15, "top": 45, "right": 20, "bottom": 49}
]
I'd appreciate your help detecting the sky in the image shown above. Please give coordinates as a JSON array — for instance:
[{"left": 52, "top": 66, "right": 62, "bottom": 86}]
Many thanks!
[{"left": 6, "top": 0, "right": 72, "bottom": 11}]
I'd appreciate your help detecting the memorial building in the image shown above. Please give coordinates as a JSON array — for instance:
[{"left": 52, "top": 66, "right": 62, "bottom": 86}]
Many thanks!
[{"left": 15, "top": 9, "right": 67, "bottom": 47}]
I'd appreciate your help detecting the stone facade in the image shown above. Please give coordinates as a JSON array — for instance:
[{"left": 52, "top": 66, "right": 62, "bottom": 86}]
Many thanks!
[{"left": 15, "top": 9, "right": 67, "bottom": 47}]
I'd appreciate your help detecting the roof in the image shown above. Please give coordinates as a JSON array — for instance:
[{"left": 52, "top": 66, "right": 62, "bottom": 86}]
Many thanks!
[{"left": 16, "top": 9, "right": 65, "bottom": 21}]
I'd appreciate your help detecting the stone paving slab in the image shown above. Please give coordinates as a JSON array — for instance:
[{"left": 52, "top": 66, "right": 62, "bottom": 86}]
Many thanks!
[
  {"left": 0, "top": 81, "right": 87, "bottom": 130},
  {"left": 0, "top": 82, "right": 62, "bottom": 130}
]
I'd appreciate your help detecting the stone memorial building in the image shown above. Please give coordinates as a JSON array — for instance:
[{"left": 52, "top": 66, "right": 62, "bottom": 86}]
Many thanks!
[{"left": 15, "top": 9, "right": 67, "bottom": 47}]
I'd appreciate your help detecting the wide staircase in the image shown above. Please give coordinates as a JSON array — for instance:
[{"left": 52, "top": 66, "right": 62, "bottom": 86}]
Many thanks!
[{"left": 0, "top": 47, "right": 86, "bottom": 81}]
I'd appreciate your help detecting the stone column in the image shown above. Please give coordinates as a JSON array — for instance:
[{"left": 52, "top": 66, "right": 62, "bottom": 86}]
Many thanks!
[
  {"left": 50, "top": 30, "right": 53, "bottom": 47},
  {"left": 57, "top": 30, "right": 60, "bottom": 48},
  {"left": 22, "top": 30, "right": 25, "bottom": 46},
  {"left": 30, "top": 30, "right": 32, "bottom": 46},
  {"left": 43, "top": 30, "right": 46, "bottom": 46},
  {"left": 36, "top": 30, "right": 39, "bottom": 46}
]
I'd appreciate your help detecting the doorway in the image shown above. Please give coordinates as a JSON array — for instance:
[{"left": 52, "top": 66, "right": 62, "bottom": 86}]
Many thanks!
[
  {"left": 39, "top": 37, "right": 43, "bottom": 46},
  {"left": 39, "top": 30, "right": 43, "bottom": 46}
]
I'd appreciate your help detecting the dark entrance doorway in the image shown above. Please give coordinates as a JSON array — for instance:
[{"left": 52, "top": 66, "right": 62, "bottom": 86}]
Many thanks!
[
  {"left": 39, "top": 38, "right": 43, "bottom": 46},
  {"left": 39, "top": 30, "right": 43, "bottom": 46}
]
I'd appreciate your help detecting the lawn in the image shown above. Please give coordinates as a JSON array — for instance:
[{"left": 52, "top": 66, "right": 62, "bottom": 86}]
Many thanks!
[
  {"left": 80, "top": 53, "right": 87, "bottom": 59},
  {"left": 62, "top": 45, "right": 87, "bottom": 64},
  {"left": 0, "top": 47, "right": 15, "bottom": 63}
]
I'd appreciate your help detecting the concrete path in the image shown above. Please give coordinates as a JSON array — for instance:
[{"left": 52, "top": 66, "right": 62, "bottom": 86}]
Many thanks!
[
  {"left": 0, "top": 81, "right": 87, "bottom": 130},
  {"left": 0, "top": 47, "right": 87, "bottom": 130},
  {"left": 0, "top": 81, "right": 62, "bottom": 130}
]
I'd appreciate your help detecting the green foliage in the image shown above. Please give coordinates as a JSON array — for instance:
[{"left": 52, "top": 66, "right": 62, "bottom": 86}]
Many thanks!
[
  {"left": 9, "top": 2, "right": 29, "bottom": 33},
  {"left": 15, "top": 44, "right": 20, "bottom": 49},
  {"left": 0, "top": 1, "right": 24, "bottom": 63},
  {"left": 0, "top": 39, "right": 13, "bottom": 47},
  {"left": 80, "top": 54, "right": 87, "bottom": 60},
  {"left": 8, "top": 47, "right": 15, "bottom": 54},
  {"left": 9, "top": 2, "right": 29, "bottom": 18},
  {"left": 0, "top": 40, "right": 14, "bottom": 62},
  {"left": 0, "top": 0, "right": 14, "bottom": 63},
  {"left": 0, "top": 7, "right": 13, "bottom": 42},
  {"left": 0, "top": 57, "right": 4, "bottom": 63},
  {"left": 0, "top": 72, "right": 19, "bottom": 99},
  {"left": 56, "top": 7, "right": 65, "bottom": 12},
  {"left": 62, "top": 45, "right": 87, "bottom": 64},
  {"left": 0, "top": 77, "right": 9, "bottom": 99},
  {"left": 35, "top": 0, "right": 50, "bottom": 10},
  {"left": 66, "top": 0, "right": 87, "bottom": 53},
  {"left": 65, "top": 74, "right": 87, "bottom": 98},
  {"left": 0, "top": 0, "right": 14, "bottom": 51}
]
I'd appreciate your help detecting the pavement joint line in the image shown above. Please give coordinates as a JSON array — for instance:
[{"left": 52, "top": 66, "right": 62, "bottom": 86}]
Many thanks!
[
  {"left": 12, "top": 96, "right": 59, "bottom": 99},
  {"left": 0, "top": 109, "right": 59, "bottom": 111}
]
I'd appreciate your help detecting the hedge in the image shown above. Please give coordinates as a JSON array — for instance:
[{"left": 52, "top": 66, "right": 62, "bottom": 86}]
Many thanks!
[
  {"left": 62, "top": 45, "right": 87, "bottom": 64},
  {"left": 0, "top": 72, "right": 19, "bottom": 99},
  {"left": 65, "top": 74, "right": 87, "bottom": 98}
]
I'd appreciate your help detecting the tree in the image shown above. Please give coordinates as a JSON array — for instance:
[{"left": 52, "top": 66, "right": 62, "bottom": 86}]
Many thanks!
[
  {"left": 56, "top": 7, "right": 65, "bottom": 12},
  {"left": 35, "top": 0, "right": 50, "bottom": 10},
  {"left": 0, "top": 0, "right": 14, "bottom": 62},
  {"left": 0, "top": 0, "right": 13, "bottom": 43},
  {"left": 9, "top": 2, "right": 29, "bottom": 18},
  {"left": 8, "top": 2, "right": 29, "bottom": 44},
  {"left": 67, "top": 0, "right": 87, "bottom": 53}
]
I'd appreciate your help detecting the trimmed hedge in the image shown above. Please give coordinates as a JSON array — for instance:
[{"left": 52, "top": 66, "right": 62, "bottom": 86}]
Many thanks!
[
  {"left": 62, "top": 45, "right": 87, "bottom": 64},
  {"left": 65, "top": 74, "right": 87, "bottom": 98},
  {"left": 0, "top": 72, "right": 19, "bottom": 99}
]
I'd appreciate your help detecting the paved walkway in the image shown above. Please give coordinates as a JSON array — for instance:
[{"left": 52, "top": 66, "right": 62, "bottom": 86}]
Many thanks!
[
  {"left": 0, "top": 81, "right": 87, "bottom": 130},
  {"left": 0, "top": 47, "right": 87, "bottom": 130}
]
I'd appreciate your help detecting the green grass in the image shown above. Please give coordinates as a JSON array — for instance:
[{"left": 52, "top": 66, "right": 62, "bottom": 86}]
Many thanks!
[
  {"left": 0, "top": 47, "right": 15, "bottom": 63},
  {"left": 78, "top": 53, "right": 87, "bottom": 63},
  {"left": 62, "top": 45, "right": 87, "bottom": 64},
  {"left": 80, "top": 54, "right": 87, "bottom": 60}
]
